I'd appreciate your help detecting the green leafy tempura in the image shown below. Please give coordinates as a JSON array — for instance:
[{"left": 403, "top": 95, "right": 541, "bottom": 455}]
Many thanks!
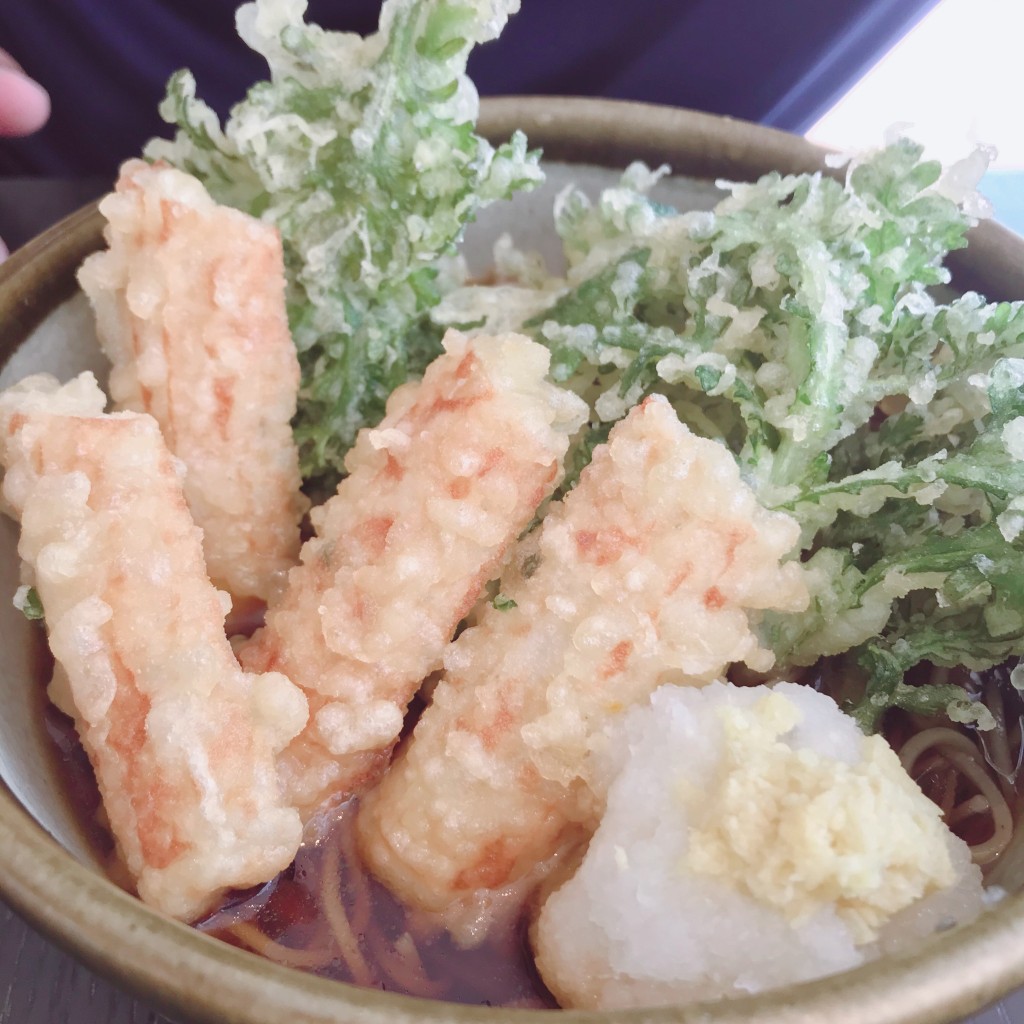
[
  {"left": 13, "top": 585, "right": 44, "bottom": 621},
  {"left": 145, "top": 0, "right": 1023, "bottom": 733},
  {"left": 436, "top": 142, "right": 1024, "bottom": 730},
  {"left": 147, "top": 0, "right": 542, "bottom": 485}
]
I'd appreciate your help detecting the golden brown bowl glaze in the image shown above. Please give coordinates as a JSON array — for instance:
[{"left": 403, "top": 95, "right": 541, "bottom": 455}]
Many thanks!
[{"left": 1, "top": 97, "right": 1024, "bottom": 1024}]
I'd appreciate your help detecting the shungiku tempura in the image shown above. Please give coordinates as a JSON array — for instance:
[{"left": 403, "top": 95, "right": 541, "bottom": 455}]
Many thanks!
[
  {"left": 0, "top": 372, "right": 308, "bottom": 921},
  {"left": 239, "top": 330, "right": 588, "bottom": 820},
  {"left": 358, "top": 395, "right": 808, "bottom": 917},
  {"left": 532, "top": 682, "right": 985, "bottom": 1010},
  {"left": 77, "top": 159, "right": 307, "bottom": 603}
]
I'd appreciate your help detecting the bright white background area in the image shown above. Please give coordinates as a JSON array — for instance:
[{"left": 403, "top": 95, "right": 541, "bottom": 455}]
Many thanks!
[
  {"left": 808, "top": 0, "right": 1022, "bottom": 166},
  {"left": 806, "top": 0, "right": 1024, "bottom": 232}
]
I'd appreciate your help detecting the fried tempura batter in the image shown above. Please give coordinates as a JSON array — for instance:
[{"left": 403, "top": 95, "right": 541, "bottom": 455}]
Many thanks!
[
  {"left": 358, "top": 395, "right": 808, "bottom": 916},
  {"left": 239, "top": 330, "right": 587, "bottom": 820},
  {"left": 0, "top": 373, "right": 308, "bottom": 921},
  {"left": 77, "top": 159, "right": 306, "bottom": 602}
]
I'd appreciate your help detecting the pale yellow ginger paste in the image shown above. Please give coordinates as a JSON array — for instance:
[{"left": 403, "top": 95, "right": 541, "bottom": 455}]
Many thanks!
[{"left": 685, "top": 691, "right": 955, "bottom": 942}]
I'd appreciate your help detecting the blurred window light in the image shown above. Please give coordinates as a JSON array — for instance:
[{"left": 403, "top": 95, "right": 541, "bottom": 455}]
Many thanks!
[{"left": 807, "top": 0, "right": 1024, "bottom": 233}]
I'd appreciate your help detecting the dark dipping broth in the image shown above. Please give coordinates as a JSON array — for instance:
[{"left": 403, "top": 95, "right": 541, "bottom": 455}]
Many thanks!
[
  {"left": 196, "top": 802, "right": 554, "bottom": 1007},
  {"left": 31, "top": 618, "right": 1024, "bottom": 1009},
  {"left": 33, "top": 624, "right": 554, "bottom": 1008}
]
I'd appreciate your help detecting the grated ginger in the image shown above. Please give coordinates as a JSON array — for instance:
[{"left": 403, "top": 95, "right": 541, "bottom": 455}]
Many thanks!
[{"left": 685, "top": 691, "right": 955, "bottom": 942}]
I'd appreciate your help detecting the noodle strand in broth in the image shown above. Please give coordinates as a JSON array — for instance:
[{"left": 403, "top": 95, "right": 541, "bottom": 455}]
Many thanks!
[
  {"left": 899, "top": 726, "right": 1015, "bottom": 865},
  {"left": 229, "top": 921, "right": 336, "bottom": 970},
  {"left": 320, "top": 819, "right": 376, "bottom": 987}
]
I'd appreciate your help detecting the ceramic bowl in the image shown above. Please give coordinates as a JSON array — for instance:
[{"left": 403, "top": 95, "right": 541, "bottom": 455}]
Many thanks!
[{"left": 2, "top": 97, "right": 1024, "bottom": 1024}]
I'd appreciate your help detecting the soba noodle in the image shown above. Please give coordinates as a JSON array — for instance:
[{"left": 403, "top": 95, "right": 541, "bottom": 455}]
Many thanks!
[
  {"left": 896, "top": 676, "right": 1021, "bottom": 867},
  {"left": 196, "top": 799, "right": 554, "bottom": 1006},
  {"left": 320, "top": 812, "right": 375, "bottom": 987},
  {"left": 228, "top": 921, "right": 334, "bottom": 970}
]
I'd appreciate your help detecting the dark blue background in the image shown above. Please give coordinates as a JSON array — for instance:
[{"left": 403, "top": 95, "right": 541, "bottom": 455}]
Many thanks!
[{"left": 0, "top": 0, "right": 940, "bottom": 176}]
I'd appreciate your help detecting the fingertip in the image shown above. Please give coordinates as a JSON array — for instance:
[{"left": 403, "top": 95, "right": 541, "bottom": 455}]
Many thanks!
[{"left": 0, "top": 67, "right": 50, "bottom": 137}]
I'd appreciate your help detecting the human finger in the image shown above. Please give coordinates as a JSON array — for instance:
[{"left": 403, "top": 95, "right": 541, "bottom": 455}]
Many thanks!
[{"left": 0, "top": 48, "right": 50, "bottom": 136}]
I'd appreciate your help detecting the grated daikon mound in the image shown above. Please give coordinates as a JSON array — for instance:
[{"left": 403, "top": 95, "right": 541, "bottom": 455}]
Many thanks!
[{"left": 533, "top": 681, "right": 984, "bottom": 1010}]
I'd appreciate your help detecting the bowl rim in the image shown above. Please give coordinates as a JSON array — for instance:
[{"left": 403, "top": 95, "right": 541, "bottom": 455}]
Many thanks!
[{"left": 2, "top": 94, "right": 1024, "bottom": 1024}]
